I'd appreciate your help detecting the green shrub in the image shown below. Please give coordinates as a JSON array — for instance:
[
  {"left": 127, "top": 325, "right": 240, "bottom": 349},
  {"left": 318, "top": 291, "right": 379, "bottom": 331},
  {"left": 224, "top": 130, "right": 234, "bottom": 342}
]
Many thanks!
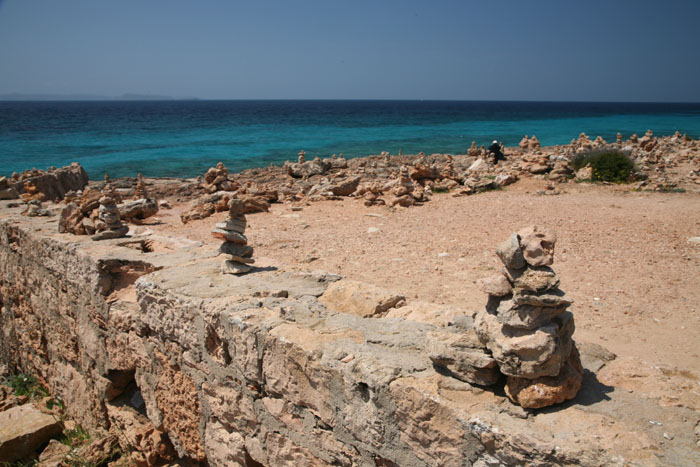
[
  {"left": 572, "top": 150, "right": 635, "bottom": 183},
  {"left": 2, "top": 373, "right": 49, "bottom": 399}
]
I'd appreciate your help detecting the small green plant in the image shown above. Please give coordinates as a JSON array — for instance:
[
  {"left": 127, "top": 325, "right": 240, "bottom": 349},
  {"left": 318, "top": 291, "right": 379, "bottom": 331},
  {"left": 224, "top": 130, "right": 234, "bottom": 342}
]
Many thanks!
[
  {"left": 572, "top": 149, "right": 635, "bottom": 183},
  {"left": 2, "top": 373, "right": 49, "bottom": 399},
  {"left": 61, "top": 424, "right": 91, "bottom": 447}
]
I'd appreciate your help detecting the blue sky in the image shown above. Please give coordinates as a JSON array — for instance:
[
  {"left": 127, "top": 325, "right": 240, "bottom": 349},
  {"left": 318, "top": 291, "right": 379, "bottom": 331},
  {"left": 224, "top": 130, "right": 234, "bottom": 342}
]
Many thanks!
[{"left": 0, "top": 0, "right": 698, "bottom": 101}]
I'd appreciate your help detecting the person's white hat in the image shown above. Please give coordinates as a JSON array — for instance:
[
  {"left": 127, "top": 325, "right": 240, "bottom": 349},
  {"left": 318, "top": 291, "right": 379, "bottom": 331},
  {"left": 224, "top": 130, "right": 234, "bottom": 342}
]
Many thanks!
[{"left": 492, "top": 140, "right": 498, "bottom": 144}]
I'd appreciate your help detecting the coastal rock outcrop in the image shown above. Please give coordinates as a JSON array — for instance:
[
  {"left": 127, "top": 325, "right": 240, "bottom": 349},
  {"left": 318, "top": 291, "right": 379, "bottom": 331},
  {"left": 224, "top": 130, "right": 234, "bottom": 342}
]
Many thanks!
[{"left": 9, "top": 163, "right": 88, "bottom": 202}]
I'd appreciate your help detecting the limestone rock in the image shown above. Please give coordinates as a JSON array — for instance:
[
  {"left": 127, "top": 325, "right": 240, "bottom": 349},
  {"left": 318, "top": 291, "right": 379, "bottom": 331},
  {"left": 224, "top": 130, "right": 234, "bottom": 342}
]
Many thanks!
[
  {"left": 512, "top": 288, "right": 572, "bottom": 308},
  {"left": 9, "top": 163, "right": 88, "bottom": 201},
  {"left": 475, "top": 310, "right": 574, "bottom": 378},
  {"left": 517, "top": 225, "right": 556, "bottom": 267},
  {"left": 509, "top": 266, "right": 559, "bottom": 293},
  {"left": 181, "top": 191, "right": 232, "bottom": 224},
  {"left": 576, "top": 166, "right": 593, "bottom": 180},
  {"left": 319, "top": 279, "right": 405, "bottom": 318},
  {"left": 0, "top": 404, "right": 62, "bottom": 462},
  {"left": 119, "top": 198, "right": 159, "bottom": 222},
  {"left": 476, "top": 274, "right": 512, "bottom": 297},
  {"left": 92, "top": 225, "right": 129, "bottom": 241},
  {"left": 37, "top": 438, "right": 71, "bottom": 466},
  {"left": 494, "top": 299, "right": 568, "bottom": 330},
  {"left": 505, "top": 345, "right": 584, "bottom": 409},
  {"left": 426, "top": 330, "right": 500, "bottom": 386},
  {"left": 219, "top": 242, "right": 254, "bottom": 258},
  {"left": 0, "top": 187, "right": 19, "bottom": 200},
  {"left": 496, "top": 233, "right": 526, "bottom": 270},
  {"left": 494, "top": 173, "right": 518, "bottom": 187},
  {"left": 330, "top": 176, "right": 361, "bottom": 196},
  {"left": 211, "top": 228, "right": 248, "bottom": 245}
]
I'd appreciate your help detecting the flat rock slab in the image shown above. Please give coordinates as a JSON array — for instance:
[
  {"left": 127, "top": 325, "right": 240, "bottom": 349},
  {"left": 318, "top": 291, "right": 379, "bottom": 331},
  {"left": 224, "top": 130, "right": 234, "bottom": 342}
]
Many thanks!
[
  {"left": 141, "top": 256, "right": 330, "bottom": 299},
  {"left": 319, "top": 279, "right": 405, "bottom": 318},
  {"left": 0, "top": 404, "right": 62, "bottom": 462}
]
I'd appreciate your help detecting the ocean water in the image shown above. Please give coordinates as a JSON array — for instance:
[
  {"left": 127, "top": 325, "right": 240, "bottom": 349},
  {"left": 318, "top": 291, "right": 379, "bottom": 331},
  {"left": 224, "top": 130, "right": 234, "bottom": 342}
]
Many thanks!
[{"left": 1, "top": 100, "right": 699, "bottom": 179}]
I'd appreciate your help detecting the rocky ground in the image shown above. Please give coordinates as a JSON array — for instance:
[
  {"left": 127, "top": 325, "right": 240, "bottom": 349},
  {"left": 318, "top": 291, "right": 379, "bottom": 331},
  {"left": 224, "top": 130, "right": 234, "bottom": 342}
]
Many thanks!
[{"left": 2, "top": 131, "right": 700, "bottom": 464}]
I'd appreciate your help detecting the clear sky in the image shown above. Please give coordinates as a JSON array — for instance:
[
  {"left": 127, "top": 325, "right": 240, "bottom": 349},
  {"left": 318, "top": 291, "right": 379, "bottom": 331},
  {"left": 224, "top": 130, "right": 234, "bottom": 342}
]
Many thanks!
[{"left": 0, "top": 0, "right": 698, "bottom": 102}]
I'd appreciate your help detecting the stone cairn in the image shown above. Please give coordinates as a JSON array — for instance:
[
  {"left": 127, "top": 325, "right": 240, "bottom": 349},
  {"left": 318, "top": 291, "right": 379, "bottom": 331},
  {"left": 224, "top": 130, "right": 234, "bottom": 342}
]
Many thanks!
[
  {"left": 212, "top": 198, "right": 255, "bottom": 275},
  {"left": 133, "top": 173, "right": 148, "bottom": 199},
  {"left": 92, "top": 194, "right": 128, "bottom": 241},
  {"left": 473, "top": 226, "right": 583, "bottom": 408}
]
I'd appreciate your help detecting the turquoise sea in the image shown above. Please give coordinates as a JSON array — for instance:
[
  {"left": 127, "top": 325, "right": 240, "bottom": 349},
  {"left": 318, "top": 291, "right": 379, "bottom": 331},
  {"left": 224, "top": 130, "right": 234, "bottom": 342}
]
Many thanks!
[{"left": 1, "top": 100, "right": 699, "bottom": 179}]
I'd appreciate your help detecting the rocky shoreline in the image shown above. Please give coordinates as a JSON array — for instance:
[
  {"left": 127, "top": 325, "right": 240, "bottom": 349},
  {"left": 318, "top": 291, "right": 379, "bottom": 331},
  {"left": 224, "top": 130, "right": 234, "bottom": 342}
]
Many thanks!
[{"left": 0, "top": 130, "right": 699, "bottom": 465}]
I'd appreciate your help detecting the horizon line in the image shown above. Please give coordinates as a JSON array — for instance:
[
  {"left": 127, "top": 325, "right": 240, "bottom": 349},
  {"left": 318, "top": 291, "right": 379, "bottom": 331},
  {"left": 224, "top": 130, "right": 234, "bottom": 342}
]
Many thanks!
[{"left": 1, "top": 96, "right": 700, "bottom": 105}]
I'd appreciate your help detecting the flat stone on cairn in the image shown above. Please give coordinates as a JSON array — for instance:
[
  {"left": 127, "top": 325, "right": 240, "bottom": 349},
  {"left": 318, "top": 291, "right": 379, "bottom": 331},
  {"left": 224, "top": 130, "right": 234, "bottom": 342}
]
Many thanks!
[
  {"left": 215, "top": 198, "right": 254, "bottom": 275},
  {"left": 473, "top": 225, "right": 583, "bottom": 408}
]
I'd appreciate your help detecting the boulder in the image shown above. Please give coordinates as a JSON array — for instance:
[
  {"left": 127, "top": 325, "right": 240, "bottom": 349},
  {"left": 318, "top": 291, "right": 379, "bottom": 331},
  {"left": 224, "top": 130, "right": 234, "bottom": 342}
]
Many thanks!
[
  {"left": 241, "top": 195, "right": 270, "bottom": 214},
  {"left": 494, "top": 173, "right": 518, "bottom": 187},
  {"left": 575, "top": 166, "right": 593, "bottom": 180},
  {"left": 37, "top": 439, "right": 71, "bottom": 466},
  {"left": 330, "top": 176, "right": 361, "bottom": 196},
  {"left": 0, "top": 404, "right": 62, "bottom": 462},
  {"left": 119, "top": 198, "right": 159, "bottom": 222},
  {"left": 410, "top": 164, "right": 439, "bottom": 181},
  {"left": 0, "top": 187, "right": 19, "bottom": 200}
]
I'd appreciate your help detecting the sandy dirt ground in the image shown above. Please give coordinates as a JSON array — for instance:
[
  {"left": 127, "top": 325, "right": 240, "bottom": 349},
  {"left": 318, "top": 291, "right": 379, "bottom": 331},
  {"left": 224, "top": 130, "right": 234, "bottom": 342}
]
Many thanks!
[{"left": 149, "top": 178, "right": 700, "bottom": 374}]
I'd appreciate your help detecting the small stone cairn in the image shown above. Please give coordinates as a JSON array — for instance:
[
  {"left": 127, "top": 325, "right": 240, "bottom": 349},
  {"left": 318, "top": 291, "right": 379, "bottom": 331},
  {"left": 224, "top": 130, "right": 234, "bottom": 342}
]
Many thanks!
[
  {"left": 133, "top": 173, "right": 148, "bottom": 199},
  {"left": 473, "top": 226, "right": 583, "bottom": 408},
  {"left": 212, "top": 198, "right": 255, "bottom": 275},
  {"left": 92, "top": 195, "right": 128, "bottom": 241}
]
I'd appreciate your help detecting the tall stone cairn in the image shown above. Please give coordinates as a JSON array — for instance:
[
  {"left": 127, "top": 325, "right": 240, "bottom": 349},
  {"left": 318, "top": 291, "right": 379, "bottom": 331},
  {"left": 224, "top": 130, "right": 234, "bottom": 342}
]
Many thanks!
[
  {"left": 212, "top": 198, "right": 255, "bottom": 275},
  {"left": 474, "top": 226, "right": 583, "bottom": 408}
]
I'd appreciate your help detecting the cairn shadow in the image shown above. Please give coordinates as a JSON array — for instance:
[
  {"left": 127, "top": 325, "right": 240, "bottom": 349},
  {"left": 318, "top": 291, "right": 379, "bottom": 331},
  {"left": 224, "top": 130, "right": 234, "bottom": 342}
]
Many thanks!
[
  {"left": 535, "top": 369, "right": 614, "bottom": 415},
  {"left": 251, "top": 266, "right": 278, "bottom": 273}
]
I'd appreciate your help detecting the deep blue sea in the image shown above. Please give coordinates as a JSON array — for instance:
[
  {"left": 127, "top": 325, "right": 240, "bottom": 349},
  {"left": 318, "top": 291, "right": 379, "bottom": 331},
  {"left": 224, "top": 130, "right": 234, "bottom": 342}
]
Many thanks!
[{"left": 1, "top": 100, "right": 699, "bottom": 179}]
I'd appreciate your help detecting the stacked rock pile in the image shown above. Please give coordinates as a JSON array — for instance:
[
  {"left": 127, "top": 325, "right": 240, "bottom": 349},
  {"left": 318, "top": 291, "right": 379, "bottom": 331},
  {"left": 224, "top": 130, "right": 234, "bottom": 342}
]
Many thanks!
[
  {"left": 133, "top": 173, "right": 148, "bottom": 199},
  {"left": 212, "top": 198, "right": 255, "bottom": 275},
  {"left": 93, "top": 195, "right": 129, "bottom": 240},
  {"left": 202, "top": 162, "right": 236, "bottom": 193},
  {"left": 473, "top": 226, "right": 583, "bottom": 408}
]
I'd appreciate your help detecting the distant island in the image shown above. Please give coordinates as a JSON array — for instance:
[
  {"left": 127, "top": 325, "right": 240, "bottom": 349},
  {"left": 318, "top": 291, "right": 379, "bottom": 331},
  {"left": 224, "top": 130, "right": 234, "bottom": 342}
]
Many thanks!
[{"left": 0, "top": 92, "right": 199, "bottom": 101}]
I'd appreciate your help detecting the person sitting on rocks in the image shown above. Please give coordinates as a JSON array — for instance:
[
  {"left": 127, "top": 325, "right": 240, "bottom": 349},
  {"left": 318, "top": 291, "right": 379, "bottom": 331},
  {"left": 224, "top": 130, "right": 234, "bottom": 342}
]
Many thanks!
[{"left": 488, "top": 140, "right": 506, "bottom": 164}]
